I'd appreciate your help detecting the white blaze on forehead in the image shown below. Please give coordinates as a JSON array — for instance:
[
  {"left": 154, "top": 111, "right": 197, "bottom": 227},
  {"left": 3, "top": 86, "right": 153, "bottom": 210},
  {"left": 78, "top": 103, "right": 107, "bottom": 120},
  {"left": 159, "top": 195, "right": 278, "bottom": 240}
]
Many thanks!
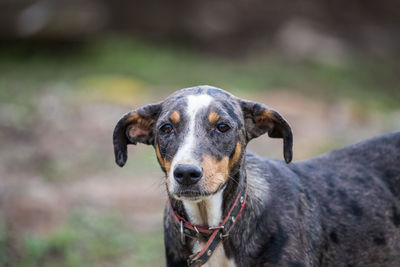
[
  {"left": 169, "top": 94, "right": 213, "bottom": 190},
  {"left": 172, "top": 94, "right": 213, "bottom": 164}
]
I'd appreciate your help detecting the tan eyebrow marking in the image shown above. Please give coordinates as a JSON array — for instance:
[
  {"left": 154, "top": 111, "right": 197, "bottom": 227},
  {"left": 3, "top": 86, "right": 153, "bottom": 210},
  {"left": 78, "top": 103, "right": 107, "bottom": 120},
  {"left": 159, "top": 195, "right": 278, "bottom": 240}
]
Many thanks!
[
  {"left": 169, "top": 111, "right": 180, "bottom": 123},
  {"left": 208, "top": 111, "right": 220, "bottom": 124}
]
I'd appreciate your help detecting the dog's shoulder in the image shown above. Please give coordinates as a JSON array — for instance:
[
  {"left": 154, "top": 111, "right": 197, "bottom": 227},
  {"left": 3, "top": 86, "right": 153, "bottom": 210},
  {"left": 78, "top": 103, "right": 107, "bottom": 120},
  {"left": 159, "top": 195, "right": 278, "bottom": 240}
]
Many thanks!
[{"left": 245, "top": 150, "right": 310, "bottom": 209}]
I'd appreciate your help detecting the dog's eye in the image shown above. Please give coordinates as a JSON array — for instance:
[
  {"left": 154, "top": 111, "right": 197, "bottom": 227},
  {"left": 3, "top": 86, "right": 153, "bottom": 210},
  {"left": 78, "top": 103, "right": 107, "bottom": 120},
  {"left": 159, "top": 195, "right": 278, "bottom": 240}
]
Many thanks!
[
  {"left": 216, "top": 123, "right": 230, "bottom": 133},
  {"left": 160, "top": 124, "right": 173, "bottom": 133}
]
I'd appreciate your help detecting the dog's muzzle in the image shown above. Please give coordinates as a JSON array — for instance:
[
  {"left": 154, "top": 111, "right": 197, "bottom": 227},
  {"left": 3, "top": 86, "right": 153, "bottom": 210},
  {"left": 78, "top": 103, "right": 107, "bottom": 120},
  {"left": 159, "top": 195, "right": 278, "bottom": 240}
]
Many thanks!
[{"left": 173, "top": 164, "right": 203, "bottom": 186}]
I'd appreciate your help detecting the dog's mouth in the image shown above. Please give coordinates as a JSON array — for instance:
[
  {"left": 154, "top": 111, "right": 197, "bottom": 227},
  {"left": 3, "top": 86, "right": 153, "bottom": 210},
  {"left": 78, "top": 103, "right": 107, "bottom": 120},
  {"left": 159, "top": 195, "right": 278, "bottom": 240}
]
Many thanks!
[
  {"left": 174, "top": 189, "right": 205, "bottom": 201},
  {"left": 173, "top": 183, "right": 225, "bottom": 201}
]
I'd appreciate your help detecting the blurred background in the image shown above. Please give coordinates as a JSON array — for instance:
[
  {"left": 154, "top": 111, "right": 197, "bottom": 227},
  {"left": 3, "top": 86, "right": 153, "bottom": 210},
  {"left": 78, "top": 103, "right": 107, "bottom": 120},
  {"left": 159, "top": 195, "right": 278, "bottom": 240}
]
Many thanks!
[{"left": 0, "top": 0, "right": 399, "bottom": 266}]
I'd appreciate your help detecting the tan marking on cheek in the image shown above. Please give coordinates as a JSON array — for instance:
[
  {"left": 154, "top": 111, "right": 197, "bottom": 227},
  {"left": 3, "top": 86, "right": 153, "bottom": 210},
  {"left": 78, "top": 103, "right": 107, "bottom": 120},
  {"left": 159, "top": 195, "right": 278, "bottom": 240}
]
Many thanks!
[
  {"left": 155, "top": 145, "right": 172, "bottom": 173},
  {"left": 155, "top": 144, "right": 172, "bottom": 188},
  {"left": 155, "top": 144, "right": 164, "bottom": 165},
  {"left": 202, "top": 155, "right": 229, "bottom": 193},
  {"left": 165, "top": 160, "right": 172, "bottom": 188},
  {"left": 229, "top": 142, "right": 242, "bottom": 168},
  {"left": 170, "top": 111, "right": 180, "bottom": 124},
  {"left": 164, "top": 160, "right": 171, "bottom": 175},
  {"left": 208, "top": 112, "right": 220, "bottom": 124}
]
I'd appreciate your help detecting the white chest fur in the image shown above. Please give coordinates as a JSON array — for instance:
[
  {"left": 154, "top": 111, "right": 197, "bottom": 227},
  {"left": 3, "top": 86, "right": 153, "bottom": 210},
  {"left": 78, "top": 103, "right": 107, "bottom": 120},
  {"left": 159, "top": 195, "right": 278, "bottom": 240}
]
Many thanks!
[{"left": 182, "top": 191, "right": 237, "bottom": 267}]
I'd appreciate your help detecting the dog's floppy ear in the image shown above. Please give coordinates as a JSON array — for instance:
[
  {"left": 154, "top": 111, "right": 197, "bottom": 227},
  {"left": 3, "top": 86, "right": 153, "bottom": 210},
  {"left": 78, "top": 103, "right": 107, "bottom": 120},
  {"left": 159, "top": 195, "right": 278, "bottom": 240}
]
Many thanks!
[
  {"left": 113, "top": 103, "right": 162, "bottom": 167},
  {"left": 240, "top": 100, "right": 293, "bottom": 163}
]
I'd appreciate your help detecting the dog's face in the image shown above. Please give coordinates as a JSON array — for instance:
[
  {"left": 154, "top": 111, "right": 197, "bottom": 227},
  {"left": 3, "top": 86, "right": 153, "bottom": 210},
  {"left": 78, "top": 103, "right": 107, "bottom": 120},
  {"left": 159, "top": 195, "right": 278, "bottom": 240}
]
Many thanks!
[{"left": 113, "top": 86, "right": 292, "bottom": 201}]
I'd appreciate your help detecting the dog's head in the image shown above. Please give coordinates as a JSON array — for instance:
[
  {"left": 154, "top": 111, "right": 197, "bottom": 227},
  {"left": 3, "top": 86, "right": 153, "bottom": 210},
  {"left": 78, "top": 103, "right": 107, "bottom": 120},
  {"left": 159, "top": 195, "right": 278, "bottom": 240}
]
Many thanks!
[{"left": 113, "top": 86, "right": 292, "bottom": 201}]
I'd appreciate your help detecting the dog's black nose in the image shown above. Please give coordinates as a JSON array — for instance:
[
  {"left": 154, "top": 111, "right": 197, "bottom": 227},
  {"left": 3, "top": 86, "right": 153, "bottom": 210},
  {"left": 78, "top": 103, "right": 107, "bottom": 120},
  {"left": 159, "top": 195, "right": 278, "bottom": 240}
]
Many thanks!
[{"left": 173, "top": 164, "right": 203, "bottom": 185}]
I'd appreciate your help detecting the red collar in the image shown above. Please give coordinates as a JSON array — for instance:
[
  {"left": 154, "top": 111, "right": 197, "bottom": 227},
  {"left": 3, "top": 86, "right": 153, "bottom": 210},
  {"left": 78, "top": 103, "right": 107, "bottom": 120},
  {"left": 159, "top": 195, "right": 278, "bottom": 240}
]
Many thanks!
[{"left": 169, "top": 183, "right": 247, "bottom": 266}]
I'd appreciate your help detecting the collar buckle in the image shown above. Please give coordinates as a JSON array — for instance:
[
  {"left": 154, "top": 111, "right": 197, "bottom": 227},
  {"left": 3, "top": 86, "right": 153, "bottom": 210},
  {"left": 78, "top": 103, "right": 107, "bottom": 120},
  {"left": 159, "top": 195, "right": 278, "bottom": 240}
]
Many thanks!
[
  {"left": 208, "top": 225, "right": 224, "bottom": 230},
  {"left": 180, "top": 220, "right": 186, "bottom": 245}
]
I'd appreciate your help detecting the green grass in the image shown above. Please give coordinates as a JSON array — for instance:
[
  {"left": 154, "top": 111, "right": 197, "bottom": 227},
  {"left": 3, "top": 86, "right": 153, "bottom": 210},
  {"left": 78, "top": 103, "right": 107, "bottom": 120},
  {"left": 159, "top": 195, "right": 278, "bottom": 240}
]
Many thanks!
[
  {"left": 1, "top": 36, "right": 399, "bottom": 109},
  {"left": 0, "top": 36, "right": 399, "bottom": 267},
  {"left": 7, "top": 211, "right": 164, "bottom": 267},
  {"left": 0, "top": 219, "right": 11, "bottom": 266}
]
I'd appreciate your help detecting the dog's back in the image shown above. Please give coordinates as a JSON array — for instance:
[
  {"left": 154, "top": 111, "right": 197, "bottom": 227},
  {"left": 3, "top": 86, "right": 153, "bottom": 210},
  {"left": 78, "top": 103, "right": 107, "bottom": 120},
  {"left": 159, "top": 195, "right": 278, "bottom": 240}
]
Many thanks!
[
  {"left": 296, "top": 131, "right": 400, "bottom": 200},
  {"left": 287, "top": 131, "right": 400, "bottom": 266}
]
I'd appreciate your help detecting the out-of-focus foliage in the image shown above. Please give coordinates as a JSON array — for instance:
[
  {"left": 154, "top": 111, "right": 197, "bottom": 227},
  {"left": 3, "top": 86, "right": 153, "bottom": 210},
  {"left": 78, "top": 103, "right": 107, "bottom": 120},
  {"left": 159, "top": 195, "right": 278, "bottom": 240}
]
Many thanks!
[
  {"left": 0, "top": 18, "right": 399, "bottom": 267},
  {"left": 1, "top": 38, "right": 399, "bottom": 108},
  {"left": 5, "top": 211, "right": 163, "bottom": 267},
  {"left": 1, "top": 0, "right": 400, "bottom": 57}
]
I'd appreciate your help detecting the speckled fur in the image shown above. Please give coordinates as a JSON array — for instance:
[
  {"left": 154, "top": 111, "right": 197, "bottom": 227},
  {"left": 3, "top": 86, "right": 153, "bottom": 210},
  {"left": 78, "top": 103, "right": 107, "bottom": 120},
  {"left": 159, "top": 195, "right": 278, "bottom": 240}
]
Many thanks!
[{"left": 113, "top": 86, "right": 400, "bottom": 267}]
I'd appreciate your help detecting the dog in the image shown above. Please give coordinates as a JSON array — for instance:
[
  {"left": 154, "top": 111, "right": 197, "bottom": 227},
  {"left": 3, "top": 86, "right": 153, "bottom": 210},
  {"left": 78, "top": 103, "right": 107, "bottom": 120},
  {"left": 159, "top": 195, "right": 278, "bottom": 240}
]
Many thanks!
[{"left": 113, "top": 85, "right": 400, "bottom": 267}]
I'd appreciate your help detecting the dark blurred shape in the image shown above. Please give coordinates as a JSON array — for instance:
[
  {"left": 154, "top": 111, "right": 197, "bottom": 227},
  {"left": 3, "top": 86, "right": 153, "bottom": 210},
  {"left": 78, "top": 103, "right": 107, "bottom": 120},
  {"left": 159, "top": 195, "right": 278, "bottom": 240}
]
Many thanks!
[
  {"left": 0, "top": 0, "right": 399, "bottom": 56},
  {"left": 0, "top": 0, "right": 108, "bottom": 39}
]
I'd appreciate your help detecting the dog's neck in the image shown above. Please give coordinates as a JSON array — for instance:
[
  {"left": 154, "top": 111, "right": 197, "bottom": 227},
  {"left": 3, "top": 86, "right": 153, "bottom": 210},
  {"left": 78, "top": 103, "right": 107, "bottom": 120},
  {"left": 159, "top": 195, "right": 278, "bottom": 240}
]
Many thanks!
[
  {"left": 172, "top": 161, "right": 247, "bottom": 227},
  {"left": 181, "top": 189, "right": 224, "bottom": 226}
]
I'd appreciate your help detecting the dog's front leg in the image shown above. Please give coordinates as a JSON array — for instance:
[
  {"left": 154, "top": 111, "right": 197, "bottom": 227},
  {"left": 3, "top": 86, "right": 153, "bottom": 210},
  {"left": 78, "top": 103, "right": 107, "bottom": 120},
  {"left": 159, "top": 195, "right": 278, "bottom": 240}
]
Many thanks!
[
  {"left": 165, "top": 246, "right": 187, "bottom": 267},
  {"left": 164, "top": 215, "right": 191, "bottom": 267},
  {"left": 164, "top": 232, "right": 189, "bottom": 266}
]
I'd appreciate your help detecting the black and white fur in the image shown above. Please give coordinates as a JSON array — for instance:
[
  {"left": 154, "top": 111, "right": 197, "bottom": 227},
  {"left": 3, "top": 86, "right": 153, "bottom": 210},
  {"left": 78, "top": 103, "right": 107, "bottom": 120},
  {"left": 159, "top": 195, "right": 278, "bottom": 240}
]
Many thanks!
[{"left": 113, "top": 85, "right": 400, "bottom": 267}]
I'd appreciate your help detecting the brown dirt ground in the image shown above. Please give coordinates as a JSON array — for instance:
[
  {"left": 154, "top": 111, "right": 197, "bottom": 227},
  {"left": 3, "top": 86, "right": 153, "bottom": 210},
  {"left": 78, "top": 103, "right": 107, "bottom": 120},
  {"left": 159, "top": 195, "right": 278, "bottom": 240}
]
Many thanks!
[{"left": 0, "top": 89, "right": 399, "bottom": 240}]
